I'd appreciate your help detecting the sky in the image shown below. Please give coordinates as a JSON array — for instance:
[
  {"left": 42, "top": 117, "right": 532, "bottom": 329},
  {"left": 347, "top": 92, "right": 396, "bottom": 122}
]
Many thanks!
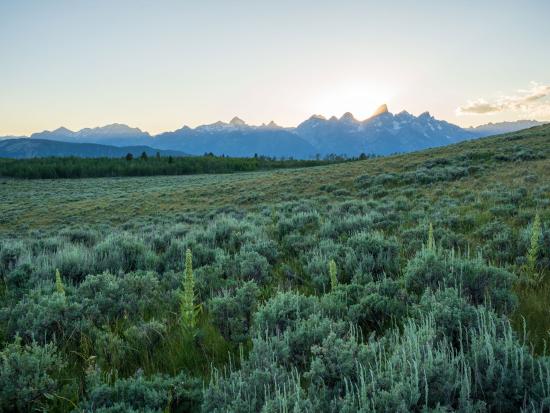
[{"left": 1, "top": 0, "right": 550, "bottom": 136}]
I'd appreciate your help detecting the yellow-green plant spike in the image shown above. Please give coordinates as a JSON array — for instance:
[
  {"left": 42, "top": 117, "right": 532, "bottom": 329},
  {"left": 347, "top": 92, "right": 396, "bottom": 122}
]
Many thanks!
[
  {"left": 181, "top": 248, "right": 197, "bottom": 330},
  {"left": 55, "top": 269, "right": 65, "bottom": 296},
  {"left": 527, "top": 213, "right": 542, "bottom": 276},
  {"left": 328, "top": 259, "right": 338, "bottom": 291},
  {"left": 427, "top": 223, "right": 435, "bottom": 251}
]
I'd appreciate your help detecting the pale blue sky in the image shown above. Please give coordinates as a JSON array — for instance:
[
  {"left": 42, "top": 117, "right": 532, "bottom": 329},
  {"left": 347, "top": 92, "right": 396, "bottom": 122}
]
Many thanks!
[{"left": 1, "top": 0, "right": 549, "bottom": 135}]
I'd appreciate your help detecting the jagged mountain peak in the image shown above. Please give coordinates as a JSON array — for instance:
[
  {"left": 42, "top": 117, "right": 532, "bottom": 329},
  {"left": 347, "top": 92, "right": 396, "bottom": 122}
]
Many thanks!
[
  {"left": 419, "top": 111, "right": 432, "bottom": 119},
  {"left": 396, "top": 110, "right": 412, "bottom": 117},
  {"left": 52, "top": 126, "right": 74, "bottom": 135},
  {"left": 308, "top": 114, "right": 327, "bottom": 121},
  {"left": 340, "top": 112, "right": 357, "bottom": 122},
  {"left": 100, "top": 123, "right": 142, "bottom": 132},
  {"left": 79, "top": 123, "right": 146, "bottom": 136},
  {"left": 371, "top": 104, "right": 389, "bottom": 117},
  {"left": 230, "top": 116, "right": 246, "bottom": 126},
  {"left": 259, "top": 120, "right": 281, "bottom": 129}
]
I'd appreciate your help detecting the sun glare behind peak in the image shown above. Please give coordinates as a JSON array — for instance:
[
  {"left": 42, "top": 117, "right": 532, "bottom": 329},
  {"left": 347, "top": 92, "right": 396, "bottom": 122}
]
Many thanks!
[{"left": 308, "top": 81, "right": 396, "bottom": 121}]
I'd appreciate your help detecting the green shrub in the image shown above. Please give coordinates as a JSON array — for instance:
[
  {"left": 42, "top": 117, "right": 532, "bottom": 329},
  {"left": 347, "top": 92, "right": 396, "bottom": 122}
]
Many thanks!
[
  {"left": 414, "top": 287, "right": 478, "bottom": 346},
  {"left": 208, "top": 305, "right": 550, "bottom": 412},
  {"left": 53, "top": 243, "right": 95, "bottom": 283},
  {"left": 78, "top": 271, "right": 165, "bottom": 326},
  {"left": 345, "top": 231, "right": 400, "bottom": 277},
  {"left": 404, "top": 249, "right": 448, "bottom": 294},
  {"left": 304, "top": 239, "right": 351, "bottom": 291},
  {"left": 404, "top": 250, "right": 516, "bottom": 314},
  {"left": 237, "top": 249, "right": 270, "bottom": 284},
  {"left": 0, "top": 241, "right": 27, "bottom": 277},
  {"left": 319, "top": 214, "right": 372, "bottom": 239},
  {"left": 304, "top": 331, "right": 368, "bottom": 409},
  {"left": 4, "top": 283, "right": 81, "bottom": 343},
  {"left": 277, "top": 210, "right": 320, "bottom": 238},
  {"left": 0, "top": 338, "right": 66, "bottom": 412},
  {"left": 79, "top": 369, "right": 202, "bottom": 412},
  {"left": 95, "top": 233, "right": 153, "bottom": 273},
  {"left": 208, "top": 281, "right": 259, "bottom": 343},
  {"left": 252, "top": 291, "right": 318, "bottom": 336},
  {"left": 321, "top": 277, "right": 410, "bottom": 332},
  {"left": 203, "top": 315, "right": 348, "bottom": 412},
  {"left": 59, "top": 227, "right": 99, "bottom": 247}
]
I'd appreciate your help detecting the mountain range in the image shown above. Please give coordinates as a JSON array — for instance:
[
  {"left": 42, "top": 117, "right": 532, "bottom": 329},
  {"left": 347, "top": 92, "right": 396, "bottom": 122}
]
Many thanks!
[
  {"left": 1, "top": 106, "right": 547, "bottom": 159},
  {"left": 466, "top": 120, "right": 547, "bottom": 136}
]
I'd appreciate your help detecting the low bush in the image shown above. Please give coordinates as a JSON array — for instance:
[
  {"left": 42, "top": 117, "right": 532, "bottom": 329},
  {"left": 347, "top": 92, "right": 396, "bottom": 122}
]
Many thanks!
[
  {"left": 0, "top": 339, "right": 66, "bottom": 412},
  {"left": 78, "top": 369, "right": 202, "bottom": 412},
  {"left": 404, "top": 250, "right": 516, "bottom": 314},
  {"left": 208, "top": 281, "right": 260, "bottom": 343}
]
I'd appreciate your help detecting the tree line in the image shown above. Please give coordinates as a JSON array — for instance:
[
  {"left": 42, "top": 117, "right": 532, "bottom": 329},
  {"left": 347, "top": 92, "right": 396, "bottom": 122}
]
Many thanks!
[{"left": 0, "top": 152, "right": 367, "bottom": 179}]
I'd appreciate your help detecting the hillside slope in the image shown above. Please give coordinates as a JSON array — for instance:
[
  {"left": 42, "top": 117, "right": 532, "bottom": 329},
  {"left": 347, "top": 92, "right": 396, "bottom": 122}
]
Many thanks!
[{"left": 0, "top": 125, "right": 549, "bottom": 412}]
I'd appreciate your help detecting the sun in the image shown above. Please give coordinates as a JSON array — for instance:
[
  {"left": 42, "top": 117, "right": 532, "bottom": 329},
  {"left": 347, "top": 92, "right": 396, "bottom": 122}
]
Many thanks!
[{"left": 309, "top": 80, "right": 396, "bottom": 120}]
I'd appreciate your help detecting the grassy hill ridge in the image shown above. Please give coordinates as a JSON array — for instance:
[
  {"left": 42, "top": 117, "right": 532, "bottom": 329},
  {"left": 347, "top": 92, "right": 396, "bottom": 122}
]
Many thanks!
[{"left": 0, "top": 137, "right": 188, "bottom": 159}]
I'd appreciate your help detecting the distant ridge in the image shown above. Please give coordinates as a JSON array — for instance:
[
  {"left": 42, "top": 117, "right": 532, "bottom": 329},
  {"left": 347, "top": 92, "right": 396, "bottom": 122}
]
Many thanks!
[
  {"left": 0, "top": 138, "right": 187, "bottom": 159},
  {"left": 468, "top": 120, "right": 548, "bottom": 136},
  {"left": 2, "top": 110, "right": 547, "bottom": 159},
  {"left": 30, "top": 123, "right": 152, "bottom": 147}
]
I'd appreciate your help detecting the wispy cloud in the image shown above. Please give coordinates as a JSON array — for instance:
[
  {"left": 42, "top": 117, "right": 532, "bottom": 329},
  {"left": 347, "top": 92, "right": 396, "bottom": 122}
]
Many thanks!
[{"left": 457, "top": 82, "right": 550, "bottom": 116}]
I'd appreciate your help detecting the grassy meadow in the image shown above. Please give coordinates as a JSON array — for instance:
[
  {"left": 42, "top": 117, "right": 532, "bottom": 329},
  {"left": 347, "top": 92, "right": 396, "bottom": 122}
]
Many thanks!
[{"left": 0, "top": 125, "right": 549, "bottom": 412}]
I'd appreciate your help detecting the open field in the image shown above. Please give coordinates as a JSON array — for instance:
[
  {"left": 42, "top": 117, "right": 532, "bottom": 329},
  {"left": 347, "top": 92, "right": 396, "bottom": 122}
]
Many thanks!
[
  {"left": 1, "top": 125, "right": 549, "bottom": 411},
  {"left": 2, "top": 126, "right": 548, "bottom": 233}
]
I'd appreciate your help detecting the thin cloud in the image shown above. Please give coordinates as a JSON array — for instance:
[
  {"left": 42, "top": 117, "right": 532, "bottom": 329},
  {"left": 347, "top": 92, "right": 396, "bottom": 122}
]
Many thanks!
[
  {"left": 457, "top": 82, "right": 550, "bottom": 115},
  {"left": 458, "top": 99, "right": 502, "bottom": 114}
]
